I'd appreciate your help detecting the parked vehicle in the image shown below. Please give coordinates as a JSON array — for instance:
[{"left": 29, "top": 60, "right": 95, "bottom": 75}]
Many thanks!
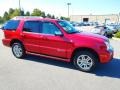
[
  {"left": 106, "top": 25, "right": 118, "bottom": 33},
  {"left": 90, "top": 26, "right": 104, "bottom": 35},
  {"left": 103, "top": 26, "right": 113, "bottom": 38},
  {"left": 75, "top": 25, "right": 113, "bottom": 38},
  {"left": 75, "top": 25, "right": 94, "bottom": 32},
  {"left": 93, "top": 26, "right": 113, "bottom": 38},
  {"left": 1, "top": 17, "right": 113, "bottom": 72}
]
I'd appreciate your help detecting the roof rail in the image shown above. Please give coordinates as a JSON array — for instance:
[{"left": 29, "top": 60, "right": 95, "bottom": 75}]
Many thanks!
[{"left": 12, "top": 16, "right": 43, "bottom": 20}]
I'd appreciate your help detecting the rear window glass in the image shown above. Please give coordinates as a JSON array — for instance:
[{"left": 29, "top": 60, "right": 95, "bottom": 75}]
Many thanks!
[
  {"left": 23, "top": 21, "right": 42, "bottom": 33},
  {"left": 3, "top": 20, "right": 20, "bottom": 30}
]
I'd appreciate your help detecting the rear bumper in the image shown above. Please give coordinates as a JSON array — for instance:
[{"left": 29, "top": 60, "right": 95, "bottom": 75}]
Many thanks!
[
  {"left": 2, "top": 39, "right": 11, "bottom": 47},
  {"left": 99, "top": 48, "right": 113, "bottom": 63}
]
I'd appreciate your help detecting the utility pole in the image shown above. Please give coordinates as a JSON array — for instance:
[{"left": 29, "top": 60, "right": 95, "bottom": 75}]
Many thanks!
[
  {"left": 19, "top": 0, "right": 21, "bottom": 15},
  {"left": 118, "top": 12, "right": 120, "bottom": 23},
  {"left": 67, "top": 3, "right": 71, "bottom": 18}
]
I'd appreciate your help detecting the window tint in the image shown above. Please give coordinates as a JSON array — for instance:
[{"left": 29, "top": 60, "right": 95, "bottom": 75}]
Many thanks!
[
  {"left": 3, "top": 20, "right": 20, "bottom": 30},
  {"left": 42, "top": 22, "right": 61, "bottom": 35},
  {"left": 23, "top": 21, "right": 41, "bottom": 33}
]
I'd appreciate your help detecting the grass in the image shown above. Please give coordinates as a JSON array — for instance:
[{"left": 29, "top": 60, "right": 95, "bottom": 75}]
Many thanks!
[{"left": 115, "top": 30, "right": 120, "bottom": 38}]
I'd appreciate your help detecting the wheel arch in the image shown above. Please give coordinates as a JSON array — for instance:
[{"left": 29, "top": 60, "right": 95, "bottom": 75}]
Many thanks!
[
  {"left": 10, "top": 39, "right": 23, "bottom": 47},
  {"left": 71, "top": 47, "right": 100, "bottom": 62}
]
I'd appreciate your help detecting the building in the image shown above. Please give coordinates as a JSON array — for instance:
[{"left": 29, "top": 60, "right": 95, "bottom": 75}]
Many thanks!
[{"left": 70, "top": 14, "right": 119, "bottom": 24}]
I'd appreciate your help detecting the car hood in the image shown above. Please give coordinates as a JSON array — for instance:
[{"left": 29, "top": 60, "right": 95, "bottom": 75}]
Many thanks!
[{"left": 68, "top": 32, "right": 108, "bottom": 42}]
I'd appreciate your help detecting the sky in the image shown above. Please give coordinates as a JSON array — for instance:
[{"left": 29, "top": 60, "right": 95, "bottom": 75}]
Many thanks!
[{"left": 0, "top": 0, "right": 120, "bottom": 17}]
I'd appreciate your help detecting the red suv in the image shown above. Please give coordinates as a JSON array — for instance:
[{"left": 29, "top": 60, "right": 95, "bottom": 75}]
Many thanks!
[{"left": 1, "top": 17, "right": 113, "bottom": 72}]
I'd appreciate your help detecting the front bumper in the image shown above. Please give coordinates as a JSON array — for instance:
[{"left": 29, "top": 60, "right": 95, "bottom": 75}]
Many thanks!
[{"left": 99, "top": 48, "right": 114, "bottom": 63}]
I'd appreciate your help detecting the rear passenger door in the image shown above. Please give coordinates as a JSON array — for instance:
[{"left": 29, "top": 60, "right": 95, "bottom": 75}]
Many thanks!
[{"left": 22, "top": 21, "right": 42, "bottom": 53}]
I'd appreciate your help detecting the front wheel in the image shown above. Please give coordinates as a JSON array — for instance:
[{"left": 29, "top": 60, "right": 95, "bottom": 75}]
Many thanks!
[
  {"left": 104, "top": 32, "right": 107, "bottom": 37},
  {"left": 12, "top": 42, "right": 26, "bottom": 58},
  {"left": 73, "top": 51, "right": 98, "bottom": 72}
]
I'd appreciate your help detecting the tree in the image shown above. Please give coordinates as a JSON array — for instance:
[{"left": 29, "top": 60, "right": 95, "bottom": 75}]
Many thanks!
[
  {"left": 3, "top": 12, "right": 10, "bottom": 21},
  {"left": 31, "top": 9, "right": 41, "bottom": 16},
  {"left": 41, "top": 11, "right": 46, "bottom": 18},
  {"left": 9, "top": 8, "right": 14, "bottom": 15},
  {"left": 10, "top": 9, "right": 21, "bottom": 18},
  {"left": 51, "top": 15, "right": 55, "bottom": 19},
  {"left": 25, "top": 11, "right": 30, "bottom": 16},
  {"left": 46, "top": 14, "right": 52, "bottom": 18},
  {"left": 0, "top": 16, "right": 4, "bottom": 24},
  {"left": 60, "top": 16, "right": 64, "bottom": 20},
  {"left": 0, "top": 8, "right": 62, "bottom": 23},
  {"left": 60, "top": 16, "right": 70, "bottom": 21},
  {"left": 20, "top": 9, "right": 25, "bottom": 16},
  {"left": 8, "top": 8, "right": 15, "bottom": 19}
]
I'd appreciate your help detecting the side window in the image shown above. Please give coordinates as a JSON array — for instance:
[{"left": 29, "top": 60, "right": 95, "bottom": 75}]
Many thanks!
[
  {"left": 3, "top": 20, "right": 20, "bottom": 30},
  {"left": 42, "top": 22, "right": 62, "bottom": 35},
  {"left": 23, "top": 21, "right": 41, "bottom": 33}
]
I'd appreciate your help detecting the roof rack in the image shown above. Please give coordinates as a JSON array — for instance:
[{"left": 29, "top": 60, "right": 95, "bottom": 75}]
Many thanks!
[{"left": 12, "top": 16, "right": 43, "bottom": 20}]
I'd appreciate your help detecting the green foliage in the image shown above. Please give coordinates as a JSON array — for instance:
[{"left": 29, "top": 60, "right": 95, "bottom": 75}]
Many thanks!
[
  {"left": 3, "top": 9, "right": 21, "bottom": 22},
  {"left": 25, "top": 11, "right": 30, "bottom": 16},
  {"left": 0, "top": 8, "right": 68, "bottom": 24},
  {"left": 0, "top": 16, "right": 4, "bottom": 24},
  {"left": 20, "top": 10, "right": 25, "bottom": 16},
  {"left": 31, "top": 9, "right": 41, "bottom": 16},
  {"left": 115, "top": 31, "right": 120, "bottom": 38},
  {"left": 9, "top": 8, "right": 15, "bottom": 15},
  {"left": 10, "top": 9, "right": 21, "bottom": 18},
  {"left": 46, "top": 14, "right": 52, "bottom": 18},
  {"left": 60, "top": 16, "right": 70, "bottom": 21},
  {"left": 3, "top": 12, "right": 10, "bottom": 21},
  {"left": 41, "top": 12, "right": 46, "bottom": 18},
  {"left": 51, "top": 15, "right": 55, "bottom": 19}
]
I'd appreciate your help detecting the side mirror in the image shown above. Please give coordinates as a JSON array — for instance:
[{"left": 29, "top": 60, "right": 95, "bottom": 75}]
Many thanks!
[{"left": 54, "top": 31, "right": 63, "bottom": 36}]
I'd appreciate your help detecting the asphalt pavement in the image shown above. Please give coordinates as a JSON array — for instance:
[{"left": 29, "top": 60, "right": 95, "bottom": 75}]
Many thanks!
[{"left": 0, "top": 30, "right": 120, "bottom": 90}]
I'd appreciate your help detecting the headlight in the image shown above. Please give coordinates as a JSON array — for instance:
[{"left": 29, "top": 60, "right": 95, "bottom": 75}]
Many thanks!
[{"left": 104, "top": 41, "right": 112, "bottom": 50}]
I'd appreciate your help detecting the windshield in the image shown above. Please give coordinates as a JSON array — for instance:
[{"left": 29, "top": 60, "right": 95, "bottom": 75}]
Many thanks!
[
  {"left": 58, "top": 21, "right": 80, "bottom": 34},
  {"left": 107, "top": 26, "right": 114, "bottom": 29}
]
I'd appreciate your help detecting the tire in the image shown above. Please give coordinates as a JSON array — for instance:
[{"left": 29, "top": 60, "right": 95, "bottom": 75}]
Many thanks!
[
  {"left": 108, "top": 34, "right": 113, "bottom": 38},
  {"left": 104, "top": 32, "right": 107, "bottom": 37},
  {"left": 12, "top": 42, "right": 26, "bottom": 58},
  {"left": 73, "top": 51, "right": 98, "bottom": 72}
]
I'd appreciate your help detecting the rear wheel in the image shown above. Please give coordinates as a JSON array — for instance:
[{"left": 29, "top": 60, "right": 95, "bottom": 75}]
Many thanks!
[
  {"left": 73, "top": 51, "right": 98, "bottom": 72},
  {"left": 12, "top": 42, "right": 26, "bottom": 58}
]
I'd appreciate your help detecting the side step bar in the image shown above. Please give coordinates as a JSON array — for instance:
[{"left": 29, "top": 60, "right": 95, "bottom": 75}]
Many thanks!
[{"left": 26, "top": 51, "right": 70, "bottom": 62}]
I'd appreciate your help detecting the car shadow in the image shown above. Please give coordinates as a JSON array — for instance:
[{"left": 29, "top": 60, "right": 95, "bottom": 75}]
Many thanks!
[
  {"left": 92, "top": 58, "right": 120, "bottom": 78},
  {"left": 24, "top": 54, "right": 76, "bottom": 69},
  {"left": 24, "top": 55, "right": 120, "bottom": 79}
]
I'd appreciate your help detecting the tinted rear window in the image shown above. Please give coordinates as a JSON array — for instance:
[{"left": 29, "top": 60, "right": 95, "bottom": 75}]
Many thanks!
[
  {"left": 3, "top": 20, "right": 20, "bottom": 30},
  {"left": 23, "top": 21, "right": 42, "bottom": 33}
]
